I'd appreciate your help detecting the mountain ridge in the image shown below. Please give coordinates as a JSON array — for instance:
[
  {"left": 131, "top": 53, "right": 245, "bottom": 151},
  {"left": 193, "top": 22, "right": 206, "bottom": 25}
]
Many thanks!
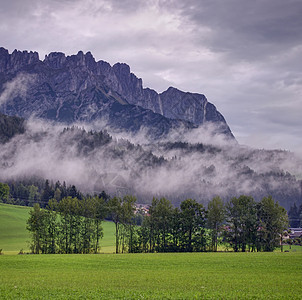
[{"left": 0, "top": 47, "right": 234, "bottom": 139}]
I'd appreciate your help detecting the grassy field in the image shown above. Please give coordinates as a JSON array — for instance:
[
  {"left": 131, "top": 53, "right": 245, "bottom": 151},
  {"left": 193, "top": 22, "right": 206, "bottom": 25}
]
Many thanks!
[
  {"left": 0, "top": 203, "right": 31, "bottom": 254},
  {"left": 1, "top": 203, "right": 302, "bottom": 298},
  {"left": 0, "top": 252, "right": 301, "bottom": 299},
  {"left": 0, "top": 203, "right": 116, "bottom": 254}
]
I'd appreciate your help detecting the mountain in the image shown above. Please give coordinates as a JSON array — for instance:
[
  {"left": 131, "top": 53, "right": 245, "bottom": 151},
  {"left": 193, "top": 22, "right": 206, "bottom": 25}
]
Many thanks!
[
  {"left": 1, "top": 48, "right": 301, "bottom": 210},
  {"left": 0, "top": 47, "right": 234, "bottom": 139}
]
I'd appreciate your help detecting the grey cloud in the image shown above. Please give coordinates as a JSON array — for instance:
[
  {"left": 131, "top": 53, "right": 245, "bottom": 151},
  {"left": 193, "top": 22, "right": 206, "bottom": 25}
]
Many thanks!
[
  {"left": 109, "top": 0, "right": 145, "bottom": 12},
  {"left": 0, "top": 0, "right": 35, "bottom": 17},
  {"left": 0, "top": 73, "right": 37, "bottom": 106},
  {"left": 0, "top": 0, "right": 301, "bottom": 155},
  {"left": 175, "top": 0, "right": 302, "bottom": 60}
]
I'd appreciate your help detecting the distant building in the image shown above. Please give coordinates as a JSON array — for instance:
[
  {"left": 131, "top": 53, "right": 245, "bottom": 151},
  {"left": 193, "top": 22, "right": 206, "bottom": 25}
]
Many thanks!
[
  {"left": 134, "top": 204, "right": 150, "bottom": 216},
  {"left": 289, "top": 228, "right": 302, "bottom": 239}
]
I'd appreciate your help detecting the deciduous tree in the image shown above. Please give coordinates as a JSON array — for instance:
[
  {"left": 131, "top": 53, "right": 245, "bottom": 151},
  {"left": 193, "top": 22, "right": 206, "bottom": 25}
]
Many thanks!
[
  {"left": 207, "top": 196, "right": 225, "bottom": 251},
  {"left": 257, "top": 196, "right": 288, "bottom": 252}
]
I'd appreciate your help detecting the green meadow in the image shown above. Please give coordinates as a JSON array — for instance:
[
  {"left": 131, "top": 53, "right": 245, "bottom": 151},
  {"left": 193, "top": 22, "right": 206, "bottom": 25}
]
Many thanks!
[
  {"left": 1, "top": 203, "right": 302, "bottom": 299},
  {"left": 0, "top": 203, "right": 116, "bottom": 254},
  {"left": 0, "top": 252, "right": 301, "bottom": 299},
  {"left": 0, "top": 203, "right": 31, "bottom": 254}
]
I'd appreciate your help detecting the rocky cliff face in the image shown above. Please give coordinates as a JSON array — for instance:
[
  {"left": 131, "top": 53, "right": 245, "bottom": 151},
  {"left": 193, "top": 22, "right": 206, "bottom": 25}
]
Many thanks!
[
  {"left": 0, "top": 48, "right": 39, "bottom": 73},
  {"left": 0, "top": 47, "right": 234, "bottom": 139}
]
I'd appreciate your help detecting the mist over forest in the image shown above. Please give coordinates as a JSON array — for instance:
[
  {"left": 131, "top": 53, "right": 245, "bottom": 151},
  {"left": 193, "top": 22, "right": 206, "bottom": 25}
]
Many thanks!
[{"left": 1, "top": 116, "right": 301, "bottom": 210}]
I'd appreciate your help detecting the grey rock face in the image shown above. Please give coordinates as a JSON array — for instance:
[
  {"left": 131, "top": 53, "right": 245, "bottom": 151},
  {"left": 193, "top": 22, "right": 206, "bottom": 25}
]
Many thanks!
[
  {"left": 0, "top": 47, "right": 39, "bottom": 73},
  {"left": 160, "top": 87, "right": 207, "bottom": 124},
  {"left": 0, "top": 47, "right": 234, "bottom": 139}
]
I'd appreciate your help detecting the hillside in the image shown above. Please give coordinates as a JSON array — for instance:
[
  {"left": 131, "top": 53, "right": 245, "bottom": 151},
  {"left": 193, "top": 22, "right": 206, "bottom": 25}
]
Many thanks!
[
  {"left": 0, "top": 203, "right": 116, "bottom": 254},
  {"left": 0, "top": 203, "right": 30, "bottom": 253},
  {"left": 0, "top": 123, "right": 301, "bottom": 209}
]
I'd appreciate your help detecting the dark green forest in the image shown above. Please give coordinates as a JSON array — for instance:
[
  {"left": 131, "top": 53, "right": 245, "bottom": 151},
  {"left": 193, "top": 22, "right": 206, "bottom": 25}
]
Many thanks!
[{"left": 0, "top": 112, "right": 25, "bottom": 143}]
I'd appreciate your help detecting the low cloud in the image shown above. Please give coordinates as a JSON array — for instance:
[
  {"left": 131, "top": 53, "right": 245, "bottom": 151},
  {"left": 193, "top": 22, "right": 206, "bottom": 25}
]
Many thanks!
[
  {"left": 0, "top": 118, "right": 301, "bottom": 209},
  {"left": 0, "top": 73, "right": 36, "bottom": 106}
]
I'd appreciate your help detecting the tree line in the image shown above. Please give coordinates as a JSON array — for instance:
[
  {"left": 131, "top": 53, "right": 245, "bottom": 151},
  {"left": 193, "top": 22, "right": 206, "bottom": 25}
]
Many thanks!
[
  {"left": 134, "top": 195, "right": 288, "bottom": 253},
  {"left": 288, "top": 202, "right": 302, "bottom": 228},
  {"left": 26, "top": 196, "right": 107, "bottom": 254},
  {"left": 0, "top": 112, "right": 25, "bottom": 144},
  {"left": 0, "top": 179, "right": 106, "bottom": 207},
  {"left": 26, "top": 194, "right": 289, "bottom": 254}
]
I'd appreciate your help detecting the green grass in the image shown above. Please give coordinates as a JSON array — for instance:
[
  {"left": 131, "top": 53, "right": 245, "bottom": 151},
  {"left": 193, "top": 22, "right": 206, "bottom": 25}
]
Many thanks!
[
  {"left": 279, "top": 244, "right": 302, "bottom": 252},
  {"left": 98, "top": 221, "right": 116, "bottom": 253},
  {"left": 0, "top": 203, "right": 116, "bottom": 254},
  {"left": 0, "top": 252, "right": 301, "bottom": 299},
  {"left": 0, "top": 203, "right": 31, "bottom": 254},
  {"left": 1, "top": 204, "right": 302, "bottom": 298}
]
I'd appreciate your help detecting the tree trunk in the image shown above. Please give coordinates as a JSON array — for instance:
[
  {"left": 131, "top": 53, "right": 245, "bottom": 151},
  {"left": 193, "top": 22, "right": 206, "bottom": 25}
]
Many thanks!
[{"left": 115, "top": 222, "right": 119, "bottom": 254}]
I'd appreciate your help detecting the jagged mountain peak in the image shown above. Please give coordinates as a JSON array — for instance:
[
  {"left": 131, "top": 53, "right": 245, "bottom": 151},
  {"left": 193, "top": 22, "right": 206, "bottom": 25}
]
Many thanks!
[
  {"left": 43, "top": 52, "right": 66, "bottom": 68},
  {"left": 0, "top": 47, "right": 39, "bottom": 73},
  {"left": 162, "top": 86, "right": 206, "bottom": 98},
  {"left": 0, "top": 47, "right": 234, "bottom": 140},
  {"left": 113, "top": 62, "right": 131, "bottom": 73},
  {"left": 164, "top": 86, "right": 184, "bottom": 93},
  {"left": 43, "top": 50, "right": 98, "bottom": 70}
]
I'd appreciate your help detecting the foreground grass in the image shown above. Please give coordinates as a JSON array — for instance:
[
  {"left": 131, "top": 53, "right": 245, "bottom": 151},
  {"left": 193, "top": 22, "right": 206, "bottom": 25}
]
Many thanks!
[
  {"left": 1, "top": 204, "right": 302, "bottom": 298},
  {"left": 0, "top": 203, "right": 116, "bottom": 254},
  {"left": 0, "top": 252, "right": 301, "bottom": 299}
]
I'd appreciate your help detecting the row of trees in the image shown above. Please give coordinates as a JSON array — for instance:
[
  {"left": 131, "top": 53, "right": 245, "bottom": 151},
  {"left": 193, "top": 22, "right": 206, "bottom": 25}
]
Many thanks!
[
  {"left": 134, "top": 196, "right": 288, "bottom": 253},
  {"left": 224, "top": 195, "right": 288, "bottom": 252},
  {"left": 139, "top": 198, "right": 207, "bottom": 253},
  {"left": 27, "top": 196, "right": 107, "bottom": 254},
  {"left": 0, "top": 179, "right": 89, "bottom": 207},
  {"left": 27, "top": 193, "right": 289, "bottom": 254}
]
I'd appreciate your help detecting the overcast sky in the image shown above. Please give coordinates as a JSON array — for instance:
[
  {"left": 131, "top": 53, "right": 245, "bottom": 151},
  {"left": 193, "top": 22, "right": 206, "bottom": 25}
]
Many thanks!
[{"left": 1, "top": 0, "right": 301, "bottom": 155}]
